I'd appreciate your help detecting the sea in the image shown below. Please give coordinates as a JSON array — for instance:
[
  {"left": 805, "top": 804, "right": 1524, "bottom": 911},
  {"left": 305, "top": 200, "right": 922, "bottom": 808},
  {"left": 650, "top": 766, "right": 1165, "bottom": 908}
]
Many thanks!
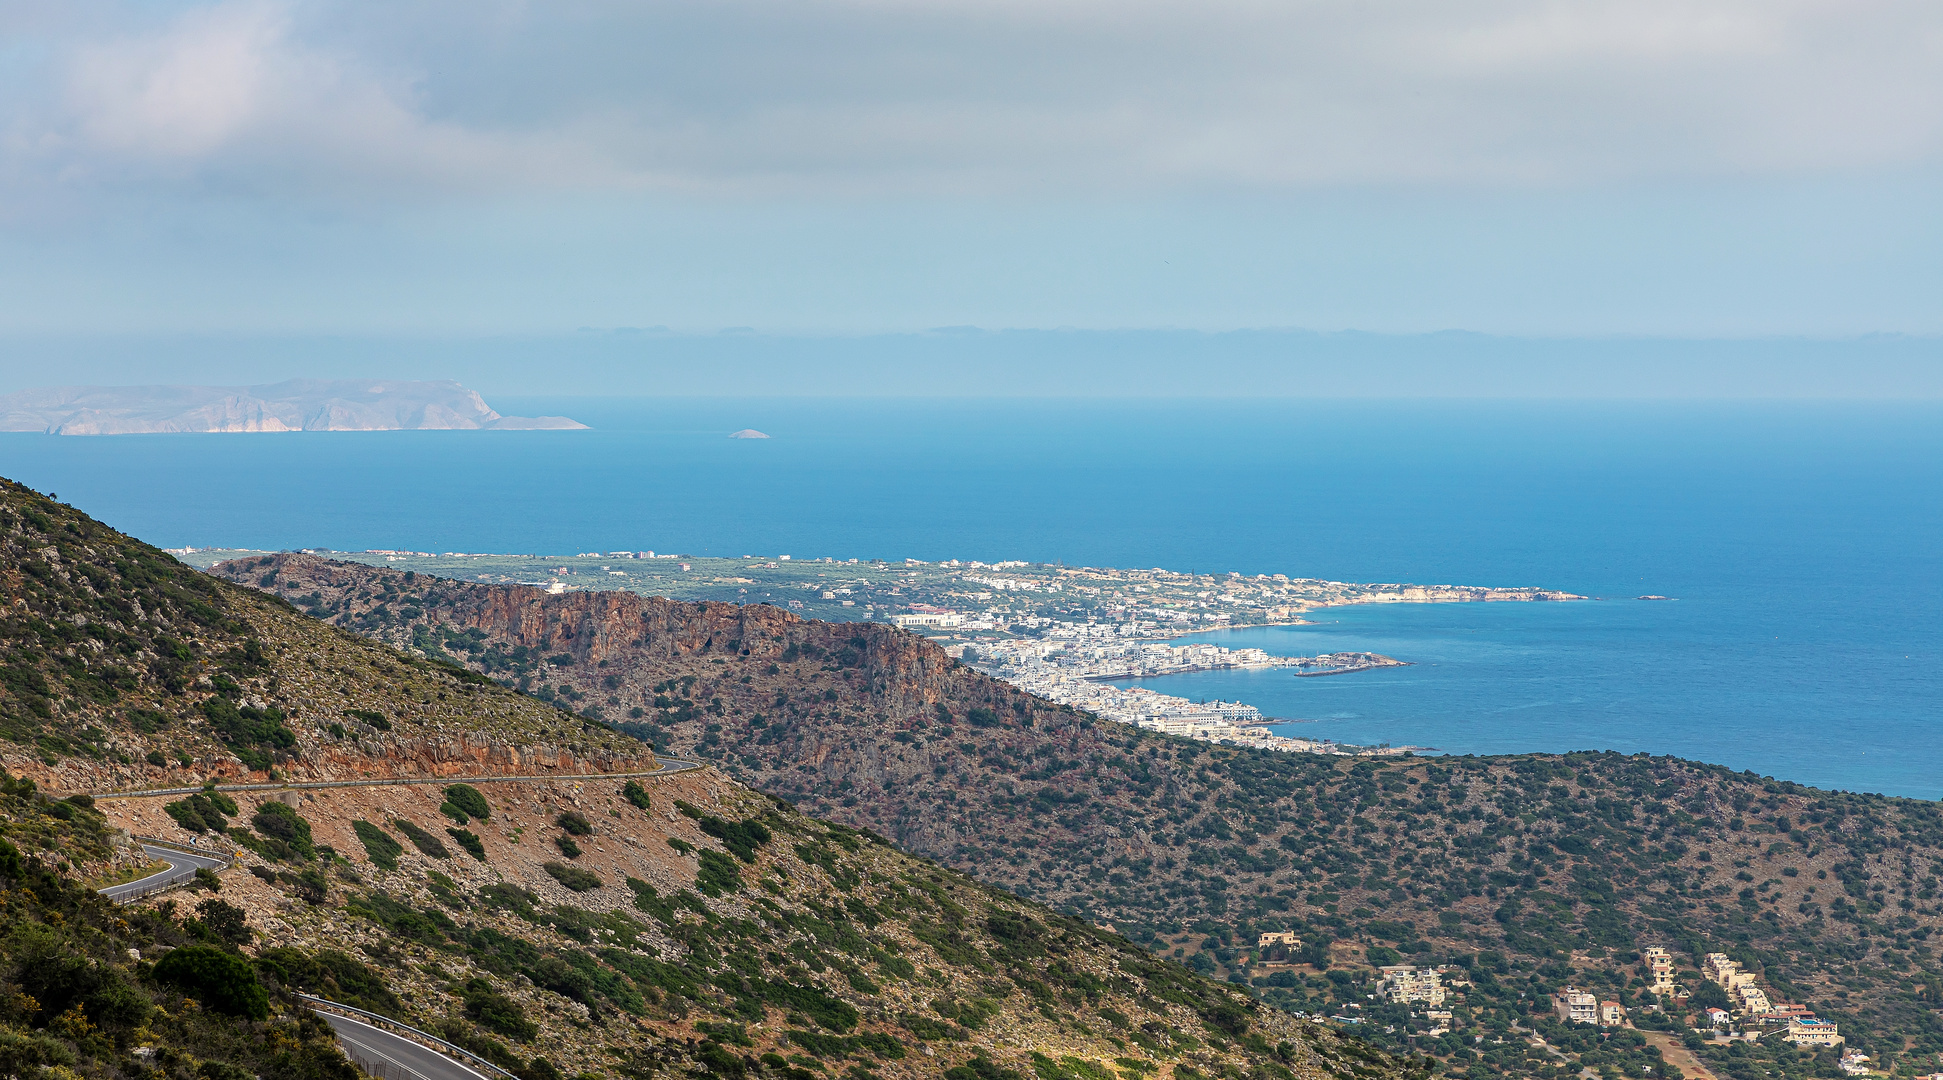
[{"left": 1, "top": 397, "right": 1936, "bottom": 799}]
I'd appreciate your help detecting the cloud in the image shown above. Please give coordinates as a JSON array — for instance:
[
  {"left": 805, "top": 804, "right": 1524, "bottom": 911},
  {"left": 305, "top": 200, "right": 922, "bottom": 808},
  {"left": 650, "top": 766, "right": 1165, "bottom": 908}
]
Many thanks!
[{"left": 4, "top": 0, "right": 1943, "bottom": 203}]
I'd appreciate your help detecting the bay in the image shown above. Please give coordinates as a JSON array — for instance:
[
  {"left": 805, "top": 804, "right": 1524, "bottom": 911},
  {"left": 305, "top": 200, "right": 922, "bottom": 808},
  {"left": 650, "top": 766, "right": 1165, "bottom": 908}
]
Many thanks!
[{"left": 0, "top": 397, "right": 1935, "bottom": 797}]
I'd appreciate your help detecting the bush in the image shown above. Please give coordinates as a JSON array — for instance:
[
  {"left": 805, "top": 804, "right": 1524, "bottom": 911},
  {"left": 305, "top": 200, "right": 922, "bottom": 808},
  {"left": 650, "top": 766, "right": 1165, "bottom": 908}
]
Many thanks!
[
  {"left": 447, "top": 828, "right": 486, "bottom": 860},
  {"left": 164, "top": 793, "right": 232, "bottom": 834},
  {"left": 15, "top": 931, "right": 151, "bottom": 1030},
  {"left": 257, "top": 947, "right": 402, "bottom": 1017},
  {"left": 555, "top": 837, "right": 582, "bottom": 859},
  {"left": 393, "top": 819, "right": 451, "bottom": 859},
  {"left": 250, "top": 801, "right": 315, "bottom": 861},
  {"left": 343, "top": 708, "right": 390, "bottom": 731},
  {"left": 698, "top": 815, "right": 772, "bottom": 863},
  {"left": 444, "top": 784, "right": 491, "bottom": 821},
  {"left": 555, "top": 811, "right": 592, "bottom": 836},
  {"left": 153, "top": 945, "right": 269, "bottom": 1020},
  {"left": 352, "top": 820, "right": 403, "bottom": 870},
  {"left": 543, "top": 862, "right": 602, "bottom": 892},
  {"left": 194, "top": 899, "right": 252, "bottom": 946},
  {"left": 696, "top": 850, "right": 742, "bottom": 897},
  {"left": 464, "top": 978, "right": 539, "bottom": 1041},
  {"left": 621, "top": 780, "right": 651, "bottom": 810}
]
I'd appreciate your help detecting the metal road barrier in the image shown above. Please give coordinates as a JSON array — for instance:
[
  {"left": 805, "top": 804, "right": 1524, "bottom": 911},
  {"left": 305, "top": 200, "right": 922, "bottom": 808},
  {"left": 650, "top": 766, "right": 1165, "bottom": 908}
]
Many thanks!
[
  {"left": 87, "top": 756, "right": 701, "bottom": 802},
  {"left": 297, "top": 994, "right": 516, "bottom": 1080}
]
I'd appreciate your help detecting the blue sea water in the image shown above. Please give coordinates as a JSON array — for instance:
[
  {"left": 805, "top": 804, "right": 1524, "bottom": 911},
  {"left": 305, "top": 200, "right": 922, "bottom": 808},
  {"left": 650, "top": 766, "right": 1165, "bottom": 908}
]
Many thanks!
[{"left": 0, "top": 398, "right": 1936, "bottom": 798}]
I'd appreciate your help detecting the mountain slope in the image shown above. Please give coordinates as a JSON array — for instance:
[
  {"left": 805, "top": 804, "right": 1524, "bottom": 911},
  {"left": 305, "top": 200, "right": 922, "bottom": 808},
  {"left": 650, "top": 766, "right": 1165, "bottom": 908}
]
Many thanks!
[
  {"left": 0, "top": 479, "right": 651, "bottom": 794},
  {"left": 219, "top": 553, "right": 1943, "bottom": 1076},
  {"left": 0, "top": 480, "right": 1385, "bottom": 1080}
]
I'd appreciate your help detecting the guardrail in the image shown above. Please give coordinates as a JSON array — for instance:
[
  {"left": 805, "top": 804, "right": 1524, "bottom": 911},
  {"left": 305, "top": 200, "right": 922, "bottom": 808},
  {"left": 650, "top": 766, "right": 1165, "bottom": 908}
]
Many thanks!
[
  {"left": 298, "top": 994, "right": 516, "bottom": 1080},
  {"left": 86, "top": 757, "right": 699, "bottom": 802},
  {"left": 127, "top": 833, "right": 241, "bottom": 858}
]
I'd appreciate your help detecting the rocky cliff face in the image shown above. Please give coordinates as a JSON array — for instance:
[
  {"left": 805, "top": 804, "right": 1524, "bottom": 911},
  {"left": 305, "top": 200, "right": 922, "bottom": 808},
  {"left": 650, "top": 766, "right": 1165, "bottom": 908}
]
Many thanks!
[{"left": 215, "top": 553, "right": 1130, "bottom": 885}]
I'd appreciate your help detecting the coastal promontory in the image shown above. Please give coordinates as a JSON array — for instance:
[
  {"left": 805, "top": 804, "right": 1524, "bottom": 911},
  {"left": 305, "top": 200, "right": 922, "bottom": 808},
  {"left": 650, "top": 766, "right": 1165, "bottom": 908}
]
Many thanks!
[{"left": 0, "top": 378, "right": 586, "bottom": 434}]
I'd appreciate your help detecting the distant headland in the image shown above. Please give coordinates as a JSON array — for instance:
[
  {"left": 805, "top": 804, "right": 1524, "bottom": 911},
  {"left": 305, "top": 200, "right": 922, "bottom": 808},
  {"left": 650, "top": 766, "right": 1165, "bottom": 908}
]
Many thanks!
[{"left": 0, "top": 379, "right": 586, "bottom": 435}]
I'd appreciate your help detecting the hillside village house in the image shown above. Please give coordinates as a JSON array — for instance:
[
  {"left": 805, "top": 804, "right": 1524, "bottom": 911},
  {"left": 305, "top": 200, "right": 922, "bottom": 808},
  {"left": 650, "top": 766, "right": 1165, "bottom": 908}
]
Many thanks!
[
  {"left": 1786, "top": 1017, "right": 1844, "bottom": 1047},
  {"left": 1560, "top": 990, "right": 1600, "bottom": 1025},
  {"left": 1600, "top": 1001, "right": 1626, "bottom": 1026},
  {"left": 1736, "top": 984, "right": 1774, "bottom": 1016},
  {"left": 1258, "top": 931, "right": 1300, "bottom": 948},
  {"left": 1644, "top": 946, "right": 1676, "bottom": 996},
  {"left": 1705, "top": 1008, "right": 1732, "bottom": 1028},
  {"left": 1378, "top": 966, "right": 1447, "bottom": 1006}
]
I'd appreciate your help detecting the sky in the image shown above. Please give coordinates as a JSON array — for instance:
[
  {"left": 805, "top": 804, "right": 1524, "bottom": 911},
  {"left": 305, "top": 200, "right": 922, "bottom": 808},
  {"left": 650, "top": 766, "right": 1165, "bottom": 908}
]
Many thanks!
[{"left": 2, "top": 0, "right": 1942, "bottom": 386}]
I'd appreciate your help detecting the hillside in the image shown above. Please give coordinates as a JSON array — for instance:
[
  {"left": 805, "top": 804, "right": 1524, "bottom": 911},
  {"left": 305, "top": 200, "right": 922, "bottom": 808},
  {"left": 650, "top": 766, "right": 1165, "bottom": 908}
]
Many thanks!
[
  {"left": 219, "top": 553, "right": 1943, "bottom": 1077},
  {"left": 0, "top": 480, "right": 1378, "bottom": 1080},
  {"left": 0, "top": 480, "right": 650, "bottom": 795}
]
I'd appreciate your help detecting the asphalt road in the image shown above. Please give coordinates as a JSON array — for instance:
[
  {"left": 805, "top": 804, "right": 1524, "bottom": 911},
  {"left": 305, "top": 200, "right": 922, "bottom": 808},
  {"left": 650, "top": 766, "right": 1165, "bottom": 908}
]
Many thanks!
[
  {"left": 98, "top": 843, "right": 230, "bottom": 903},
  {"left": 319, "top": 1012, "right": 493, "bottom": 1080},
  {"left": 89, "top": 756, "right": 703, "bottom": 802}
]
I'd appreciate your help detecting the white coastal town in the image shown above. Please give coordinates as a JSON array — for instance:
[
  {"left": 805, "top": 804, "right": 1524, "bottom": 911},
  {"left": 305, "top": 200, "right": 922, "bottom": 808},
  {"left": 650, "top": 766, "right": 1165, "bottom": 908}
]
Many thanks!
[{"left": 965, "top": 631, "right": 1418, "bottom": 756}]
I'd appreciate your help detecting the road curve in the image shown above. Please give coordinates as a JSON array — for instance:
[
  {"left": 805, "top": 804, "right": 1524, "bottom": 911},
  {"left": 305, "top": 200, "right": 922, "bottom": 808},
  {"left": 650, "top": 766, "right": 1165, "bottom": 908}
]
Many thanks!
[
  {"left": 86, "top": 755, "right": 705, "bottom": 802},
  {"left": 318, "top": 1011, "right": 492, "bottom": 1080},
  {"left": 98, "top": 843, "right": 230, "bottom": 903}
]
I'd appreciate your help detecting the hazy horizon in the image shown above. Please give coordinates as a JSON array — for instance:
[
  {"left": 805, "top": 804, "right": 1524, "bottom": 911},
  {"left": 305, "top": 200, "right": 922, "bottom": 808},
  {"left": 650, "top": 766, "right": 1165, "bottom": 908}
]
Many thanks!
[{"left": 2, "top": 328, "right": 1939, "bottom": 400}]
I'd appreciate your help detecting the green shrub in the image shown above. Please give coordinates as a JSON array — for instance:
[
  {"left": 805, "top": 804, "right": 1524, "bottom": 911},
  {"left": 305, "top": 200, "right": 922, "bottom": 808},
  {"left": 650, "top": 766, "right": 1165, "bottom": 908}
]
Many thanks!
[
  {"left": 343, "top": 708, "right": 390, "bottom": 731},
  {"left": 555, "top": 811, "right": 592, "bottom": 836},
  {"left": 444, "top": 784, "right": 491, "bottom": 820},
  {"left": 447, "top": 828, "right": 487, "bottom": 860},
  {"left": 250, "top": 801, "right": 315, "bottom": 861},
  {"left": 543, "top": 862, "right": 602, "bottom": 892},
  {"left": 164, "top": 792, "right": 233, "bottom": 833},
  {"left": 352, "top": 820, "right": 403, "bottom": 870},
  {"left": 699, "top": 815, "right": 772, "bottom": 863},
  {"left": 758, "top": 980, "right": 858, "bottom": 1032},
  {"left": 621, "top": 780, "right": 651, "bottom": 810},
  {"left": 945, "top": 1055, "right": 1023, "bottom": 1080},
  {"left": 194, "top": 898, "right": 252, "bottom": 946},
  {"left": 555, "top": 836, "right": 581, "bottom": 859},
  {"left": 15, "top": 932, "right": 150, "bottom": 1030},
  {"left": 464, "top": 978, "right": 539, "bottom": 1041},
  {"left": 696, "top": 849, "right": 742, "bottom": 897},
  {"left": 392, "top": 819, "right": 450, "bottom": 859},
  {"left": 153, "top": 945, "right": 269, "bottom": 1020},
  {"left": 256, "top": 947, "right": 402, "bottom": 1017}
]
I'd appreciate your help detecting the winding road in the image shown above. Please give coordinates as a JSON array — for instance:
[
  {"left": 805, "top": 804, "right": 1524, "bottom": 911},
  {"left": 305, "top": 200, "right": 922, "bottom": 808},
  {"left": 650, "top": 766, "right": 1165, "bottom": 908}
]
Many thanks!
[
  {"left": 316, "top": 1011, "right": 495, "bottom": 1080},
  {"left": 86, "top": 756, "right": 703, "bottom": 803},
  {"left": 98, "top": 843, "right": 231, "bottom": 904},
  {"left": 89, "top": 758, "right": 706, "bottom": 1074}
]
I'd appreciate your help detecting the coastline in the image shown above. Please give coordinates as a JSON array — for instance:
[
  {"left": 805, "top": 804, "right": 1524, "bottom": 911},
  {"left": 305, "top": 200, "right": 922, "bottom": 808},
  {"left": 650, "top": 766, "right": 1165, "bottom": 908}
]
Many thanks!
[{"left": 1132, "top": 587, "right": 1587, "bottom": 645}]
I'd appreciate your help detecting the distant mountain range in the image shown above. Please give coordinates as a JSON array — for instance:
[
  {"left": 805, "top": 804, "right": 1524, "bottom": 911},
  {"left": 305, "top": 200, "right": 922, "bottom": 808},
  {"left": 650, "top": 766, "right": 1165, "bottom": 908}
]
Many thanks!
[{"left": 0, "top": 378, "right": 585, "bottom": 434}]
